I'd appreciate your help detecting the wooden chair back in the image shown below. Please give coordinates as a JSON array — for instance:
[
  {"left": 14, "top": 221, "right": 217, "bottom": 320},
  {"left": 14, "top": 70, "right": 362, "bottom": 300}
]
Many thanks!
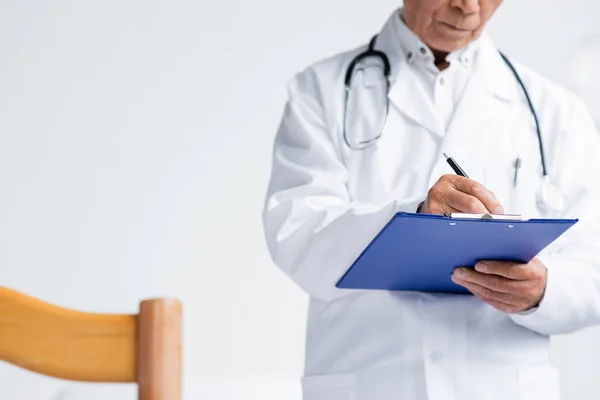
[{"left": 0, "top": 286, "right": 182, "bottom": 400}]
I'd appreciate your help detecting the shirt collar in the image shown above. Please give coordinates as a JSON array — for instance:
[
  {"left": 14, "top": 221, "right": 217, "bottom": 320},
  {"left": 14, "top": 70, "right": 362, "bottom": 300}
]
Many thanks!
[
  {"left": 391, "top": 9, "right": 480, "bottom": 69},
  {"left": 371, "top": 9, "right": 520, "bottom": 101}
]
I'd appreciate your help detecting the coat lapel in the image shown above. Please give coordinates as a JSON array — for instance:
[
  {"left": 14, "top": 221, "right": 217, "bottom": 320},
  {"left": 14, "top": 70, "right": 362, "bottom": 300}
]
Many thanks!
[
  {"left": 373, "top": 15, "right": 521, "bottom": 142},
  {"left": 445, "top": 36, "right": 521, "bottom": 144},
  {"left": 387, "top": 64, "right": 445, "bottom": 136},
  {"left": 372, "top": 14, "right": 445, "bottom": 137}
]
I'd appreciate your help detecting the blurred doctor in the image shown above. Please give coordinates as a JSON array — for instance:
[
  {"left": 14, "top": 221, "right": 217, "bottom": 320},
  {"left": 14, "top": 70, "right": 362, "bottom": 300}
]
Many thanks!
[{"left": 263, "top": 1, "right": 600, "bottom": 400}]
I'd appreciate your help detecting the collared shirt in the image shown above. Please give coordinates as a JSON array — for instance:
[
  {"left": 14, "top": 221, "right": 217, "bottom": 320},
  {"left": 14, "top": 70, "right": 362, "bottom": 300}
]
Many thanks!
[{"left": 392, "top": 11, "right": 482, "bottom": 130}]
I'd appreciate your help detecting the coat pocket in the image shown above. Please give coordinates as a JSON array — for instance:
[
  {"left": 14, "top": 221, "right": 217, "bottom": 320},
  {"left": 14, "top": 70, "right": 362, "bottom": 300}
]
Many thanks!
[
  {"left": 518, "top": 366, "right": 560, "bottom": 400},
  {"left": 301, "top": 373, "right": 356, "bottom": 400}
]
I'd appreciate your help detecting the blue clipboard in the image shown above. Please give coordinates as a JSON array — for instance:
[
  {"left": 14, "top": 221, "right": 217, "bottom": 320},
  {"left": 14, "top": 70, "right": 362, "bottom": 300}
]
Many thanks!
[{"left": 336, "top": 212, "right": 578, "bottom": 294}]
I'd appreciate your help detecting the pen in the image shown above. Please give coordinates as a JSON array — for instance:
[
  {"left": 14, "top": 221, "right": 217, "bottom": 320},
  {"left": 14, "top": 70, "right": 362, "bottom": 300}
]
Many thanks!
[
  {"left": 443, "top": 153, "right": 469, "bottom": 178},
  {"left": 513, "top": 157, "right": 521, "bottom": 187}
]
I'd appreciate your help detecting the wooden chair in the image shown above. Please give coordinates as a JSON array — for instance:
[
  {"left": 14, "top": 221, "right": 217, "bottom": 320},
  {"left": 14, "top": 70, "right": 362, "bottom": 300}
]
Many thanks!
[{"left": 0, "top": 285, "right": 182, "bottom": 400}]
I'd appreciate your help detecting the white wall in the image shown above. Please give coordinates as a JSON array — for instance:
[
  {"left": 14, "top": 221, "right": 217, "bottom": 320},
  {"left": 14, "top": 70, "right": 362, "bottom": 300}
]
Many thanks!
[{"left": 0, "top": 1, "right": 599, "bottom": 399}]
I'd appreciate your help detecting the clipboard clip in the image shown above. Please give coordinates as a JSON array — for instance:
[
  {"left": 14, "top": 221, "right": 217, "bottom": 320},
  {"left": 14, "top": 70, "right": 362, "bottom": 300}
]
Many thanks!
[{"left": 443, "top": 213, "right": 524, "bottom": 221}]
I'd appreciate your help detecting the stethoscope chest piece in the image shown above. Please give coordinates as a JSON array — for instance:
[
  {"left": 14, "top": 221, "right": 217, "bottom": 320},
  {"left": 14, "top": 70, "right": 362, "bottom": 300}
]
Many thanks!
[{"left": 537, "top": 176, "right": 564, "bottom": 213}]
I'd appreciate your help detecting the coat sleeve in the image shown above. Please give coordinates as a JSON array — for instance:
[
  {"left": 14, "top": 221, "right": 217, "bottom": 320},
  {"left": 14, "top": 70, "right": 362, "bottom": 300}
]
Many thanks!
[
  {"left": 510, "top": 96, "right": 600, "bottom": 335},
  {"left": 262, "top": 72, "right": 423, "bottom": 302}
]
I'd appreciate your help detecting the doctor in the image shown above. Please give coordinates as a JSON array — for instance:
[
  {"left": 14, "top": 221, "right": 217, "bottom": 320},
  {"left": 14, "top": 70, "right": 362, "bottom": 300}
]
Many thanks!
[{"left": 263, "top": 1, "right": 600, "bottom": 399}]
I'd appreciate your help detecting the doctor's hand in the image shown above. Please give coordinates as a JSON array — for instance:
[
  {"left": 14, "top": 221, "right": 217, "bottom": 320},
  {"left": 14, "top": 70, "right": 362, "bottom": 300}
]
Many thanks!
[
  {"left": 451, "top": 259, "right": 548, "bottom": 314},
  {"left": 419, "top": 175, "right": 504, "bottom": 215}
]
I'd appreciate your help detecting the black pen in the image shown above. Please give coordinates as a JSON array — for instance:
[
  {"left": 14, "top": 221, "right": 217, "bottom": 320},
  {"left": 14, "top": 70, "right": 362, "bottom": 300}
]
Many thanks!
[{"left": 443, "top": 153, "right": 469, "bottom": 178}]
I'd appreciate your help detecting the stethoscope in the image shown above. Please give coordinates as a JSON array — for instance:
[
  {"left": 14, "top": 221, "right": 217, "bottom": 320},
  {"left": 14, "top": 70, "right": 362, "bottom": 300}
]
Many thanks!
[{"left": 343, "top": 35, "right": 564, "bottom": 213}]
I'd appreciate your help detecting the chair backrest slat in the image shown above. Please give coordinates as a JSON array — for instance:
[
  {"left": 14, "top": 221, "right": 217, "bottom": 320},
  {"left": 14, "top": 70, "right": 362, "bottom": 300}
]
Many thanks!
[
  {"left": 0, "top": 286, "right": 182, "bottom": 399},
  {"left": 0, "top": 286, "right": 137, "bottom": 382}
]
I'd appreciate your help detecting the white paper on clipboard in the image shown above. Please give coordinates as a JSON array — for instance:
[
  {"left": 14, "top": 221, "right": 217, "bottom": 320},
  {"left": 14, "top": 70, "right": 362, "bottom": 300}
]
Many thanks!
[{"left": 444, "top": 213, "right": 527, "bottom": 221}]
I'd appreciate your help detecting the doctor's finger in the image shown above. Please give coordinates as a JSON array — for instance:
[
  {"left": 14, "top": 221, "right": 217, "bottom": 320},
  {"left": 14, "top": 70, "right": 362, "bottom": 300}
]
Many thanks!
[
  {"left": 452, "top": 277, "right": 523, "bottom": 307},
  {"left": 445, "top": 191, "right": 490, "bottom": 214},
  {"left": 423, "top": 202, "right": 463, "bottom": 215},
  {"left": 476, "top": 259, "right": 546, "bottom": 282},
  {"left": 452, "top": 268, "right": 520, "bottom": 294},
  {"left": 451, "top": 177, "right": 504, "bottom": 214},
  {"left": 474, "top": 261, "right": 529, "bottom": 280},
  {"left": 472, "top": 292, "right": 521, "bottom": 314}
]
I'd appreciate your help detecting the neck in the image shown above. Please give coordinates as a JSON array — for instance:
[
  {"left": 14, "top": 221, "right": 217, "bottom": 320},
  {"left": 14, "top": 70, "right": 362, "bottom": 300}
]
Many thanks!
[
  {"left": 399, "top": 11, "right": 451, "bottom": 71},
  {"left": 431, "top": 49, "right": 450, "bottom": 71}
]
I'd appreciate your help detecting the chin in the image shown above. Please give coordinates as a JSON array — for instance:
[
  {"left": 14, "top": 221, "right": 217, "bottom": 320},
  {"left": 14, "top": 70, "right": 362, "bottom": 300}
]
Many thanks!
[{"left": 430, "top": 37, "right": 475, "bottom": 53}]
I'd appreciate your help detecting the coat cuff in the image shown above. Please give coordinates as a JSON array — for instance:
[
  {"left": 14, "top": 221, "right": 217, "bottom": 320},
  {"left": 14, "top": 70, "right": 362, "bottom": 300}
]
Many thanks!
[
  {"left": 509, "top": 255, "right": 568, "bottom": 334},
  {"left": 322, "top": 196, "right": 427, "bottom": 302}
]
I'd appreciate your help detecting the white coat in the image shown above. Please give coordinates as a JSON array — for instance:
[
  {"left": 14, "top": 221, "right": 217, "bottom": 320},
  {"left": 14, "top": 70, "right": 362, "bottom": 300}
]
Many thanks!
[{"left": 262, "top": 11, "right": 600, "bottom": 400}]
